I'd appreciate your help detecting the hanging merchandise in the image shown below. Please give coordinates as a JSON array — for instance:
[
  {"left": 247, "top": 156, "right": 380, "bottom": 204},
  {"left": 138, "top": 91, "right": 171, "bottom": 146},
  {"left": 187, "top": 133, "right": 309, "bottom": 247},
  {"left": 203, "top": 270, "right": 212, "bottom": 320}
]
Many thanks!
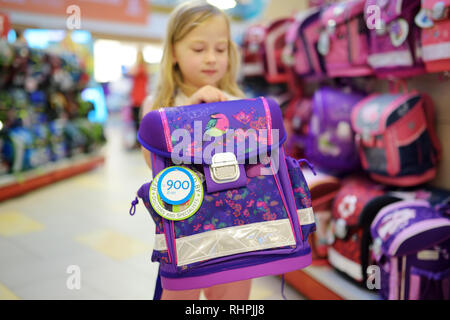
[
  {"left": 365, "top": 0, "right": 425, "bottom": 78},
  {"left": 371, "top": 194, "right": 450, "bottom": 300},
  {"left": 415, "top": 0, "right": 450, "bottom": 73},
  {"left": 132, "top": 97, "right": 316, "bottom": 291},
  {"left": 285, "top": 97, "right": 313, "bottom": 159},
  {"left": 0, "top": 38, "right": 105, "bottom": 177},
  {"left": 0, "top": 39, "right": 14, "bottom": 88},
  {"left": 241, "top": 24, "right": 267, "bottom": 78},
  {"left": 306, "top": 86, "right": 366, "bottom": 175},
  {"left": 318, "top": 0, "right": 373, "bottom": 77},
  {"left": 283, "top": 7, "right": 327, "bottom": 80},
  {"left": 303, "top": 168, "right": 341, "bottom": 261},
  {"left": 328, "top": 175, "right": 400, "bottom": 285},
  {"left": 263, "top": 17, "right": 294, "bottom": 83},
  {"left": 351, "top": 83, "right": 441, "bottom": 186}
]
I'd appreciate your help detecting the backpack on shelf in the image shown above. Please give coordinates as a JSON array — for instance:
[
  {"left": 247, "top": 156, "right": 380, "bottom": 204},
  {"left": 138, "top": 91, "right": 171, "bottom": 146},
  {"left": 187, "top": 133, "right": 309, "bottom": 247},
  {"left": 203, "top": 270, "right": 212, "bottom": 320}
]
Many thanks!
[
  {"left": 371, "top": 197, "right": 450, "bottom": 300},
  {"left": 285, "top": 97, "right": 313, "bottom": 159},
  {"left": 318, "top": 0, "right": 373, "bottom": 78},
  {"left": 241, "top": 25, "right": 267, "bottom": 79},
  {"left": 283, "top": 7, "right": 327, "bottom": 80},
  {"left": 263, "top": 18, "right": 294, "bottom": 83},
  {"left": 303, "top": 168, "right": 341, "bottom": 262},
  {"left": 351, "top": 85, "right": 441, "bottom": 186},
  {"left": 132, "top": 97, "right": 316, "bottom": 291},
  {"left": 415, "top": 0, "right": 450, "bottom": 73},
  {"left": 365, "top": 0, "right": 425, "bottom": 78},
  {"left": 328, "top": 175, "right": 400, "bottom": 285},
  {"left": 306, "top": 86, "right": 366, "bottom": 175}
]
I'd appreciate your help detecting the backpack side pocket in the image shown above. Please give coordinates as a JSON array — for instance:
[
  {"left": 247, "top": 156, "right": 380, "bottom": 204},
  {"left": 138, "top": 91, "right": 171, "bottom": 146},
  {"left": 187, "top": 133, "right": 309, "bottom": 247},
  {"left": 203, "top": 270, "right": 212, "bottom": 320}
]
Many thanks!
[
  {"left": 285, "top": 156, "right": 316, "bottom": 241},
  {"left": 135, "top": 182, "right": 172, "bottom": 265}
]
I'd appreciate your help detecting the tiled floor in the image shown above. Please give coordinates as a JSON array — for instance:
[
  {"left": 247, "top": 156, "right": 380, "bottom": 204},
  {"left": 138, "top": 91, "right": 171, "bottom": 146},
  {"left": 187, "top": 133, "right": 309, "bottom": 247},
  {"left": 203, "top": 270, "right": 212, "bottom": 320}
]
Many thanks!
[{"left": 0, "top": 115, "right": 305, "bottom": 300}]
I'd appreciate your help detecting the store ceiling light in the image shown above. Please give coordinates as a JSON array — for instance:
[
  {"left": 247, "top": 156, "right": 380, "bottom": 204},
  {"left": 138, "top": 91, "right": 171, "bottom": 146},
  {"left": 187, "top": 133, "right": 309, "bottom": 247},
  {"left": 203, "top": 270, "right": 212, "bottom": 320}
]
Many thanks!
[{"left": 207, "top": 0, "right": 237, "bottom": 10}]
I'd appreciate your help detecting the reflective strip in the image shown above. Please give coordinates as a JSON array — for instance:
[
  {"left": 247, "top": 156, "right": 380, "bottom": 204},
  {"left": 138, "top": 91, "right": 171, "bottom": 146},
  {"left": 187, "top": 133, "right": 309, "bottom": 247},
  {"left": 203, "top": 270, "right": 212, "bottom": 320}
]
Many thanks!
[
  {"left": 170, "top": 219, "right": 296, "bottom": 266},
  {"left": 154, "top": 209, "right": 316, "bottom": 260},
  {"left": 368, "top": 50, "right": 413, "bottom": 68},
  {"left": 422, "top": 42, "right": 450, "bottom": 62},
  {"left": 328, "top": 247, "right": 362, "bottom": 281},
  {"left": 154, "top": 234, "right": 168, "bottom": 251},
  {"left": 297, "top": 207, "right": 315, "bottom": 226}
]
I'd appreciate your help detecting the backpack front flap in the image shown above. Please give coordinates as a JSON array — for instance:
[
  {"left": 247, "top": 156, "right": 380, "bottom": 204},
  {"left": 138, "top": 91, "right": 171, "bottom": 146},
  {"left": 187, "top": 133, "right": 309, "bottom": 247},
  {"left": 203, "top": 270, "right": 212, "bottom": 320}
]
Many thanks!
[
  {"left": 351, "top": 92, "right": 440, "bottom": 186},
  {"left": 138, "top": 98, "right": 313, "bottom": 277}
]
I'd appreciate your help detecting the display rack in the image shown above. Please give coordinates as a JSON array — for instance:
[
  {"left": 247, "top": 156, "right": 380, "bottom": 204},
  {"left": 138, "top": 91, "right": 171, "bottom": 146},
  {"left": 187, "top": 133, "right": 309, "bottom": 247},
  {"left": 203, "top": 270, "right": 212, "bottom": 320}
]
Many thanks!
[
  {"left": 284, "top": 264, "right": 379, "bottom": 300},
  {"left": 0, "top": 152, "right": 105, "bottom": 202}
]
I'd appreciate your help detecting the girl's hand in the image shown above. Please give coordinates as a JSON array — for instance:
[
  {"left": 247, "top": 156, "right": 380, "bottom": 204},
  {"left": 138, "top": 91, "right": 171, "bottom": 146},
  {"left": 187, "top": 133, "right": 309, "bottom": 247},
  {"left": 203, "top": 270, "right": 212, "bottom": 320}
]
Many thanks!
[{"left": 188, "top": 85, "right": 228, "bottom": 105}]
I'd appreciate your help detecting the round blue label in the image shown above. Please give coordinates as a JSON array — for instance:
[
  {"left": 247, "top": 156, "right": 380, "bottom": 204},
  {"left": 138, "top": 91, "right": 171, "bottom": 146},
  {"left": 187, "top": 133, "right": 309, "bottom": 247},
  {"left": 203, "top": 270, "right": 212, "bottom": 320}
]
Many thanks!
[{"left": 157, "top": 166, "right": 195, "bottom": 205}]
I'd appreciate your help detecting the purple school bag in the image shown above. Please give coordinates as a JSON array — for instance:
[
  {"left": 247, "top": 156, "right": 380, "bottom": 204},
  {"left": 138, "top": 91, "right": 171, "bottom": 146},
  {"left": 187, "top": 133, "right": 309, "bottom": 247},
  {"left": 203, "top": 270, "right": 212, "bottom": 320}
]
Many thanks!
[
  {"left": 371, "top": 198, "right": 450, "bottom": 300},
  {"left": 365, "top": 0, "right": 425, "bottom": 78},
  {"left": 306, "top": 86, "right": 365, "bottom": 175},
  {"left": 131, "top": 97, "right": 316, "bottom": 291}
]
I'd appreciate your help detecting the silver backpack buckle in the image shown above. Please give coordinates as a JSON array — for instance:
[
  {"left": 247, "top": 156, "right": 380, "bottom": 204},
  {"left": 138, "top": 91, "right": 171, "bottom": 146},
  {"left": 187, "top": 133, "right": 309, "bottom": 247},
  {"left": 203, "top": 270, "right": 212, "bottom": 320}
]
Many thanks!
[{"left": 210, "top": 152, "right": 240, "bottom": 184}]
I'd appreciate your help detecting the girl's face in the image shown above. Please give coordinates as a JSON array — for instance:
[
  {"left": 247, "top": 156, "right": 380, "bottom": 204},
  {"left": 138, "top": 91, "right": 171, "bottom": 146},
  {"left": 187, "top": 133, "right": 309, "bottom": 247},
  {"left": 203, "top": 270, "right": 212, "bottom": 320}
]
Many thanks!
[{"left": 173, "top": 15, "right": 229, "bottom": 92}]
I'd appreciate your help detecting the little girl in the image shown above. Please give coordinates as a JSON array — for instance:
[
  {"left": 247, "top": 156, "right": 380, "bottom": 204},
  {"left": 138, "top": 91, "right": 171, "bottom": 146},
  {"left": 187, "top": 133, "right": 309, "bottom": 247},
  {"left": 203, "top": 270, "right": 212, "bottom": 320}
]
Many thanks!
[{"left": 140, "top": 1, "right": 252, "bottom": 300}]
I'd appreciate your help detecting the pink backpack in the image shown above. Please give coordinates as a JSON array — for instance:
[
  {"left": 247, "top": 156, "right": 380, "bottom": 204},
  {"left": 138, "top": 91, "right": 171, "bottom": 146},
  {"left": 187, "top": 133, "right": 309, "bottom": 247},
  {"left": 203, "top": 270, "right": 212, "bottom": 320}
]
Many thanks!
[
  {"left": 351, "top": 84, "right": 441, "bottom": 186},
  {"left": 318, "top": 0, "right": 373, "bottom": 78},
  {"left": 365, "top": 0, "right": 425, "bottom": 78},
  {"left": 241, "top": 25, "right": 267, "bottom": 78},
  {"left": 263, "top": 17, "right": 294, "bottom": 83},
  {"left": 283, "top": 7, "right": 326, "bottom": 80},
  {"left": 415, "top": 0, "right": 450, "bottom": 73}
]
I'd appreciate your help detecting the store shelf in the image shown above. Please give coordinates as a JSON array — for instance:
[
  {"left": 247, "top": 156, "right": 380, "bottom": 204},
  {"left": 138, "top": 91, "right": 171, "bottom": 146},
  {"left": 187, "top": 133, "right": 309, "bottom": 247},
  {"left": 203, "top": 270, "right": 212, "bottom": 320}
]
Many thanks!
[
  {"left": 0, "top": 152, "right": 105, "bottom": 202},
  {"left": 284, "top": 264, "right": 380, "bottom": 300}
]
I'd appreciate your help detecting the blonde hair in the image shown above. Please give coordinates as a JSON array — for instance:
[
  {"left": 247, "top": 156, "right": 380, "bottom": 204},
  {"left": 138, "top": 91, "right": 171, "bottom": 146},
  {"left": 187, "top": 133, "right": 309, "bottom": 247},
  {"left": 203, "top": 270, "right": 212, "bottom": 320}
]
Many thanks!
[{"left": 152, "top": 0, "right": 244, "bottom": 110}]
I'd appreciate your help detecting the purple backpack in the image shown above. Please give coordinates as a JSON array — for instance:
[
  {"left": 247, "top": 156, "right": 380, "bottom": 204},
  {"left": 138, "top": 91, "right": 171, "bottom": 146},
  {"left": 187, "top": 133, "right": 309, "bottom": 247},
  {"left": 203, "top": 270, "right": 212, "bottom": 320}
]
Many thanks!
[
  {"left": 365, "top": 0, "right": 425, "bottom": 78},
  {"left": 131, "top": 97, "right": 315, "bottom": 292},
  {"left": 371, "top": 198, "right": 450, "bottom": 300},
  {"left": 306, "top": 87, "right": 366, "bottom": 175}
]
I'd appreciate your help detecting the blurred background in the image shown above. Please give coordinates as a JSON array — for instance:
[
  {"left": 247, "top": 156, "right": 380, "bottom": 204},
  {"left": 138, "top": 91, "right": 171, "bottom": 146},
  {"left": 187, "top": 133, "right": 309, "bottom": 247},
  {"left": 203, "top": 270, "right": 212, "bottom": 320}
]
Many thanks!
[{"left": 0, "top": 0, "right": 449, "bottom": 301}]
